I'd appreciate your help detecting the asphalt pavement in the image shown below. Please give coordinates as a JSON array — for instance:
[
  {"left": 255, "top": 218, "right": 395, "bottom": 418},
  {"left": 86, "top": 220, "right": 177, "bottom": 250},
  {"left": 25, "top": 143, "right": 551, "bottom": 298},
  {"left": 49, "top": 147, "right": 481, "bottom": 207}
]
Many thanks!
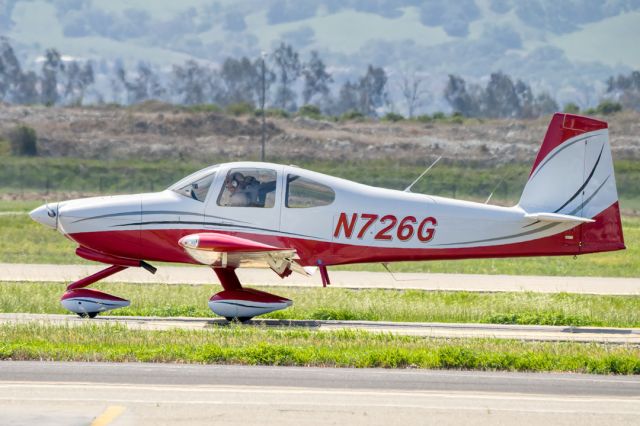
[
  {"left": 2, "top": 313, "right": 639, "bottom": 344},
  {"left": 0, "top": 362, "right": 638, "bottom": 426},
  {"left": 2, "top": 263, "right": 640, "bottom": 294}
]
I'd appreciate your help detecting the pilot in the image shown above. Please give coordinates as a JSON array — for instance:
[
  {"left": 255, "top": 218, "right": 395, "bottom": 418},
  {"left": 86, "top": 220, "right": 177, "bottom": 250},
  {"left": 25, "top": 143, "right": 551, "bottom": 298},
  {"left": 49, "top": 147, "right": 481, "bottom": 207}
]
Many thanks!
[
  {"left": 225, "top": 172, "right": 277, "bottom": 207},
  {"left": 225, "top": 172, "right": 251, "bottom": 207}
]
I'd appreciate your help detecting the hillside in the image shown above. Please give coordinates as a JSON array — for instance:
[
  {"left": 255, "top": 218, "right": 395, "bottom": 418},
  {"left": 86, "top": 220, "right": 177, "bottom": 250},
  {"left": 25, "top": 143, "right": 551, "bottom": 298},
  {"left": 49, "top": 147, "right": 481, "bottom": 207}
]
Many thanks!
[
  {"left": 1, "top": 105, "right": 639, "bottom": 166},
  {"left": 1, "top": 1, "right": 639, "bottom": 111}
]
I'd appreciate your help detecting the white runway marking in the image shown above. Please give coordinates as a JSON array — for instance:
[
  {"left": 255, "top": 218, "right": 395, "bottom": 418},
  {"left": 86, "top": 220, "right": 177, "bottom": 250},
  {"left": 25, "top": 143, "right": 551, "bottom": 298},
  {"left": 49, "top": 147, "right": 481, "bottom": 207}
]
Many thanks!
[{"left": 1, "top": 362, "right": 638, "bottom": 425}]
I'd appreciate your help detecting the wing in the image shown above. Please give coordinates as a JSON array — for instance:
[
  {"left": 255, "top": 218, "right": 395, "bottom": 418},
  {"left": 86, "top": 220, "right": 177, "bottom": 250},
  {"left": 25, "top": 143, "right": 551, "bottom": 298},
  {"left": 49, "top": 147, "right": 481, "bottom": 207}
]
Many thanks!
[{"left": 178, "top": 232, "right": 314, "bottom": 277}]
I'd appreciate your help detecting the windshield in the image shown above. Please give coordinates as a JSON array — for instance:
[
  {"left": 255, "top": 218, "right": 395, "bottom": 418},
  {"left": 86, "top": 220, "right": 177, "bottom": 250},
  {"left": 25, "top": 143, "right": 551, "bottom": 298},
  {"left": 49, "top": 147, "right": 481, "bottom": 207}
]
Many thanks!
[{"left": 168, "top": 165, "right": 219, "bottom": 202}]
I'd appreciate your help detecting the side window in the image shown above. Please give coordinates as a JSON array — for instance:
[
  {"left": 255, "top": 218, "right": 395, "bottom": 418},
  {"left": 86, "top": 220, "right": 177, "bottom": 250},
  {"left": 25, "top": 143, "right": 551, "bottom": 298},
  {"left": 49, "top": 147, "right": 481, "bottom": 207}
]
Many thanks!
[
  {"left": 286, "top": 175, "right": 335, "bottom": 208},
  {"left": 173, "top": 172, "right": 216, "bottom": 202},
  {"left": 218, "top": 168, "right": 277, "bottom": 208}
]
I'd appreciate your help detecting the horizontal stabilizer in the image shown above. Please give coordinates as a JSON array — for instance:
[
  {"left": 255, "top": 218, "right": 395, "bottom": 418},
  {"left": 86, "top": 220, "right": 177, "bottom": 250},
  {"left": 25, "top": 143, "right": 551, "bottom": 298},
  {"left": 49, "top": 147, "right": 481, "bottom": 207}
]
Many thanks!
[{"left": 524, "top": 212, "right": 595, "bottom": 224}]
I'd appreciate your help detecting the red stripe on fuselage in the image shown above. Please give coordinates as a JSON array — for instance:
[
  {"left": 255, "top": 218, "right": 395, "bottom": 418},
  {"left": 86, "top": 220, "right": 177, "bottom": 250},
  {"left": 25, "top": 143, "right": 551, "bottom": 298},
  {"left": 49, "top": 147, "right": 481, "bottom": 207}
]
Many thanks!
[{"left": 67, "top": 202, "right": 624, "bottom": 267}]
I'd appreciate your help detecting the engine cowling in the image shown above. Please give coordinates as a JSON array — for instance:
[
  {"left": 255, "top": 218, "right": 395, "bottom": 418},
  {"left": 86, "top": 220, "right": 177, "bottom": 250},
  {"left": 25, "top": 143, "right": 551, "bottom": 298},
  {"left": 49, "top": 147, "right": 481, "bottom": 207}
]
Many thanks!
[{"left": 209, "top": 288, "right": 292, "bottom": 319}]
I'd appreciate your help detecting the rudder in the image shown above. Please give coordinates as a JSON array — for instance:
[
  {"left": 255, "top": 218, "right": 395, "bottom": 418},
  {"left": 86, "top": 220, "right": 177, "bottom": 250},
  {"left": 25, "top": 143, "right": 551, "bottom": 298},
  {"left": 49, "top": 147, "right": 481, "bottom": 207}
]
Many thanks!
[{"left": 518, "top": 113, "right": 624, "bottom": 253}]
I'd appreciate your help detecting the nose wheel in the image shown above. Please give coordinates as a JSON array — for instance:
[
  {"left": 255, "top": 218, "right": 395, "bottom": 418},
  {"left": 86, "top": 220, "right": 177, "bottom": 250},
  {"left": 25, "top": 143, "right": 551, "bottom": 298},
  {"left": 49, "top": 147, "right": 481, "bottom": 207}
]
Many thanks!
[{"left": 61, "top": 265, "right": 133, "bottom": 318}]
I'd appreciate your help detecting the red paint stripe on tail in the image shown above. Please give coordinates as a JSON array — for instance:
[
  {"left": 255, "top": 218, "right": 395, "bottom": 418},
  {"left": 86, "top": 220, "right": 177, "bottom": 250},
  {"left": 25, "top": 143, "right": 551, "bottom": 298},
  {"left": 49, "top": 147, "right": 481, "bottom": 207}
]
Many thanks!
[{"left": 530, "top": 113, "right": 608, "bottom": 176}]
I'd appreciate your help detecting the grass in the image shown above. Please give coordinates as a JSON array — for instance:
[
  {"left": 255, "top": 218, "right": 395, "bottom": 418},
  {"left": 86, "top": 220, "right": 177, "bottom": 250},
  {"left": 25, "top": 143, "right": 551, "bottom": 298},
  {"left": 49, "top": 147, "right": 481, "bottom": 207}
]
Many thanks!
[
  {"left": 0, "top": 323, "right": 638, "bottom": 374},
  {"left": 2, "top": 282, "right": 639, "bottom": 327},
  {"left": 1, "top": 210, "right": 638, "bottom": 277},
  {"left": 4, "top": 156, "right": 640, "bottom": 203},
  {"left": 0, "top": 212, "right": 87, "bottom": 264}
]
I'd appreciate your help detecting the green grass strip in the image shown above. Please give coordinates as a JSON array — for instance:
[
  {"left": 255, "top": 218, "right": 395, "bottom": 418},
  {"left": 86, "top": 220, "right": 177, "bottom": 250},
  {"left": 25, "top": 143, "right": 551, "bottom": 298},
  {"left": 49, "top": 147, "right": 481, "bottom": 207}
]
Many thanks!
[
  {"left": 2, "top": 282, "right": 639, "bottom": 327},
  {"left": 0, "top": 323, "right": 638, "bottom": 374}
]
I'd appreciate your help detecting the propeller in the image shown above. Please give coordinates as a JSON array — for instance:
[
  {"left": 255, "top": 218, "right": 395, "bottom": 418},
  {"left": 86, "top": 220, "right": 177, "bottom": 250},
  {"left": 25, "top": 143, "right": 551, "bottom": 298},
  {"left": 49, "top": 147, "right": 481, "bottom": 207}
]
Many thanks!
[{"left": 44, "top": 199, "right": 59, "bottom": 229}]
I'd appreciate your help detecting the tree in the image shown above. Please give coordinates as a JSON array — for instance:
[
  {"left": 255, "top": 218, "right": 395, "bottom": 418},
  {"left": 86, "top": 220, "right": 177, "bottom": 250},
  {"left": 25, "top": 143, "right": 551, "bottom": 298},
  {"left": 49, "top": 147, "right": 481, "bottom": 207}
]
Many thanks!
[
  {"left": 483, "top": 72, "right": 520, "bottom": 118},
  {"left": 133, "top": 62, "right": 165, "bottom": 102},
  {"left": 110, "top": 62, "right": 127, "bottom": 104},
  {"left": 563, "top": 102, "right": 580, "bottom": 114},
  {"left": 335, "top": 81, "right": 360, "bottom": 115},
  {"left": 514, "top": 79, "right": 534, "bottom": 117},
  {"left": 444, "top": 72, "right": 557, "bottom": 119},
  {"left": 398, "top": 71, "right": 428, "bottom": 118},
  {"left": 63, "top": 60, "right": 94, "bottom": 105},
  {"left": 532, "top": 92, "right": 559, "bottom": 116},
  {"left": 606, "top": 70, "right": 640, "bottom": 111},
  {"left": 14, "top": 71, "right": 39, "bottom": 104},
  {"left": 272, "top": 43, "right": 301, "bottom": 111},
  {"left": 219, "top": 56, "right": 261, "bottom": 106},
  {"left": 171, "top": 60, "right": 216, "bottom": 105},
  {"left": 0, "top": 37, "right": 22, "bottom": 101},
  {"left": 444, "top": 74, "right": 479, "bottom": 117},
  {"left": 40, "top": 48, "right": 64, "bottom": 106},
  {"left": 118, "top": 62, "right": 165, "bottom": 104},
  {"left": 302, "top": 51, "right": 332, "bottom": 105},
  {"left": 358, "top": 65, "right": 387, "bottom": 116}
]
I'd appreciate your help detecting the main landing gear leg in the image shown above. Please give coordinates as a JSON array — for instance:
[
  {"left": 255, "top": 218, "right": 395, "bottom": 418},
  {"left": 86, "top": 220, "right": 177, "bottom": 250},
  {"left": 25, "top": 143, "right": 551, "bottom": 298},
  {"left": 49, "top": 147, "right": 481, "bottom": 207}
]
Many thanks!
[
  {"left": 61, "top": 265, "right": 131, "bottom": 318},
  {"left": 209, "top": 267, "right": 292, "bottom": 323}
]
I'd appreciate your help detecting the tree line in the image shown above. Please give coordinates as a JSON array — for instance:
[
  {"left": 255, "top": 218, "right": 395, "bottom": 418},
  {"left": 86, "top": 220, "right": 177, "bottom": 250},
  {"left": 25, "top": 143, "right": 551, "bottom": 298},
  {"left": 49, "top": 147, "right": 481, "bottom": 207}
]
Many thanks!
[{"left": 1, "top": 37, "right": 638, "bottom": 119}]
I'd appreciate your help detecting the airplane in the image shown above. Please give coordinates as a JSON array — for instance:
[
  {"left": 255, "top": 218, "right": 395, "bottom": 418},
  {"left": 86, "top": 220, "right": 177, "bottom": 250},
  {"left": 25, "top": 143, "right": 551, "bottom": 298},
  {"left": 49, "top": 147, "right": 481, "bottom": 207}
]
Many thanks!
[{"left": 29, "top": 113, "right": 625, "bottom": 321}]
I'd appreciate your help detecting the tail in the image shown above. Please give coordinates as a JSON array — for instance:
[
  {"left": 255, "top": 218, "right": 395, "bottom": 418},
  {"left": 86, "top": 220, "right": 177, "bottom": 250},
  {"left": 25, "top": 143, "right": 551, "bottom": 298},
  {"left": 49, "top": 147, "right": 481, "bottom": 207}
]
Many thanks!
[{"left": 518, "top": 113, "right": 625, "bottom": 254}]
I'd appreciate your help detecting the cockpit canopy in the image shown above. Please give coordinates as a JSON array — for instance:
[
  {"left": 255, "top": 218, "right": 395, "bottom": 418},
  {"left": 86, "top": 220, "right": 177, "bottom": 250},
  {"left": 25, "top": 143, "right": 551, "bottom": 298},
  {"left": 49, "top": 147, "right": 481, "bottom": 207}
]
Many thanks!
[{"left": 168, "top": 163, "right": 336, "bottom": 208}]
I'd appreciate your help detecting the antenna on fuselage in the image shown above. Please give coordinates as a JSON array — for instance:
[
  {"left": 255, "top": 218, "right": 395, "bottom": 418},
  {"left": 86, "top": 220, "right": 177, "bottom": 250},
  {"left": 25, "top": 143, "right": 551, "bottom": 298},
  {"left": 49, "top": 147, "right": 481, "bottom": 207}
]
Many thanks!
[
  {"left": 484, "top": 173, "right": 510, "bottom": 204},
  {"left": 404, "top": 155, "right": 442, "bottom": 193}
]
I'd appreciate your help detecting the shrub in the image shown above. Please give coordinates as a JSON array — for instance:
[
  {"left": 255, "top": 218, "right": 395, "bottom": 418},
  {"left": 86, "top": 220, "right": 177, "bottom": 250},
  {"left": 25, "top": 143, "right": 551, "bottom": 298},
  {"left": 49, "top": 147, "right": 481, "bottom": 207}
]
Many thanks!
[
  {"left": 265, "top": 108, "right": 289, "bottom": 118},
  {"left": 185, "top": 104, "right": 222, "bottom": 113},
  {"left": 563, "top": 102, "right": 580, "bottom": 114},
  {"left": 450, "top": 112, "right": 464, "bottom": 124},
  {"left": 9, "top": 125, "right": 37, "bottom": 157},
  {"left": 339, "top": 110, "right": 365, "bottom": 121},
  {"left": 0, "top": 138, "right": 10, "bottom": 156},
  {"left": 225, "top": 102, "right": 255, "bottom": 116},
  {"left": 432, "top": 111, "right": 446, "bottom": 120},
  {"left": 595, "top": 100, "right": 622, "bottom": 115},
  {"left": 298, "top": 104, "right": 322, "bottom": 119},
  {"left": 382, "top": 112, "right": 405, "bottom": 122},
  {"left": 414, "top": 114, "right": 432, "bottom": 123}
]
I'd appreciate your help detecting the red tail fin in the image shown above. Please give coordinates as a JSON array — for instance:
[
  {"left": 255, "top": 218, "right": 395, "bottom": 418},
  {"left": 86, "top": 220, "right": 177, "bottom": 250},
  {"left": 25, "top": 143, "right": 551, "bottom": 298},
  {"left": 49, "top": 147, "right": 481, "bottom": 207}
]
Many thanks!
[{"left": 520, "top": 113, "right": 624, "bottom": 254}]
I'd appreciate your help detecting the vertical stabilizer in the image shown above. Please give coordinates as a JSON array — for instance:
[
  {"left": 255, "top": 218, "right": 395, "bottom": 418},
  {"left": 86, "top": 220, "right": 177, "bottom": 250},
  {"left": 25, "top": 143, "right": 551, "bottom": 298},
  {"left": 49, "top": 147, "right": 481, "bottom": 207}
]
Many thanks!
[{"left": 518, "top": 113, "right": 624, "bottom": 253}]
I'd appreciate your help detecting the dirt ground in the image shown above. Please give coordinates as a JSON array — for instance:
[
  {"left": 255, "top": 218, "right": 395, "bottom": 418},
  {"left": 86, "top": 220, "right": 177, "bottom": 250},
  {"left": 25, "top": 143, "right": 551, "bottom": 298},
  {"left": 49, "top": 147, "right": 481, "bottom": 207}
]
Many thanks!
[{"left": 1, "top": 103, "right": 639, "bottom": 165}]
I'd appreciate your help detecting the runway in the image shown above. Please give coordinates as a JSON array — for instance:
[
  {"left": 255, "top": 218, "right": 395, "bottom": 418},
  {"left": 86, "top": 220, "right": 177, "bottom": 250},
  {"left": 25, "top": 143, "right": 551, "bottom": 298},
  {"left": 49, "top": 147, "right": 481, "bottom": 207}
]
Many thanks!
[
  {"left": 0, "top": 362, "right": 638, "bottom": 425},
  {"left": 2, "top": 313, "right": 639, "bottom": 344},
  {"left": 2, "top": 263, "right": 640, "bottom": 294}
]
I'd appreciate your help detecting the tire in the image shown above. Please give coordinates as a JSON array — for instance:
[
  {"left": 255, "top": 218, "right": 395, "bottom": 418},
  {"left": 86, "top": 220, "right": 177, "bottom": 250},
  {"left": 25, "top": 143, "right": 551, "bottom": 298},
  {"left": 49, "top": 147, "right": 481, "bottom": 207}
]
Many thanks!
[{"left": 225, "top": 317, "right": 253, "bottom": 323}]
